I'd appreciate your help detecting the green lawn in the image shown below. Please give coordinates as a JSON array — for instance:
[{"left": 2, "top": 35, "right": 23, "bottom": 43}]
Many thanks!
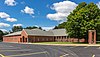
[
  {"left": 34, "top": 42, "right": 88, "bottom": 44},
  {"left": 0, "top": 40, "right": 2, "bottom": 42},
  {"left": 96, "top": 42, "right": 100, "bottom": 44}
]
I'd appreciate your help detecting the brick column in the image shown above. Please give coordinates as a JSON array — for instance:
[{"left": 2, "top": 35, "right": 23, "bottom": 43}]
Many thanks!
[
  {"left": 88, "top": 30, "right": 96, "bottom": 44},
  {"left": 93, "top": 31, "right": 96, "bottom": 44},
  {"left": 88, "top": 31, "right": 92, "bottom": 44}
]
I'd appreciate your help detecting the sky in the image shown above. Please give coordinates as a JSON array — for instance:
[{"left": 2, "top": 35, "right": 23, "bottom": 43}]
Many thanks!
[{"left": 0, "top": 0, "right": 100, "bottom": 32}]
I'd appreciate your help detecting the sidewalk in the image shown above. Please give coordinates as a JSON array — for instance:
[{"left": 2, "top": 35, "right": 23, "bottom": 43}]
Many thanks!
[
  {"left": 28, "top": 43, "right": 100, "bottom": 46},
  {"left": 5, "top": 42, "right": 100, "bottom": 46}
]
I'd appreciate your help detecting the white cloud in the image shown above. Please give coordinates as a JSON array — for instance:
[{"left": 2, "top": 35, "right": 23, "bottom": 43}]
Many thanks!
[
  {"left": 6, "top": 18, "right": 17, "bottom": 22},
  {"left": 0, "top": 12, "right": 17, "bottom": 22},
  {"left": 21, "top": 1, "right": 25, "bottom": 4},
  {"left": 21, "top": 6, "right": 34, "bottom": 15},
  {"left": 5, "top": 0, "right": 17, "bottom": 6},
  {"left": 0, "top": 23, "right": 10, "bottom": 28},
  {"left": 13, "top": 24, "right": 23, "bottom": 26},
  {"left": 47, "top": 13, "right": 67, "bottom": 21},
  {"left": 42, "top": 26, "right": 55, "bottom": 31},
  {"left": 34, "top": 25, "right": 39, "bottom": 28},
  {"left": 31, "top": 15, "right": 35, "bottom": 18},
  {"left": 0, "top": 12, "right": 10, "bottom": 18},
  {"left": 0, "top": 29, "right": 8, "bottom": 32},
  {"left": 96, "top": 2, "right": 100, "bottom": 9},
  {"left": 47, "top": 1, "right": 77, "bottom": 22}
]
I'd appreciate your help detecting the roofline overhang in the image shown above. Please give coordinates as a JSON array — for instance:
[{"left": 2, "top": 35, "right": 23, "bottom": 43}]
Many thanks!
[
  {"left": 3, "top": 34, "right": 21, "bottom": 37},
  {"left": 28, "top": 35, "right": 67, "bottom": 37}
]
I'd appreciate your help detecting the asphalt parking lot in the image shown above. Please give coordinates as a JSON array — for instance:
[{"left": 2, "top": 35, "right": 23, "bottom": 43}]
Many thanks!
[{"left": 0, "top": 42, "right": 100, "bottom": 57}]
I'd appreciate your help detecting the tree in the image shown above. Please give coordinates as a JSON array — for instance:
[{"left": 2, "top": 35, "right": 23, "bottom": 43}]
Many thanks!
[
  {"left": 54, "top": 22, "right": 67, "bottom": 29},
  {"left": 66, "top": 2, "right": 100, "bottom": 42},
  {"left": 25, "top": 26, "right": 42, "bottom": 30},
  {"left": 96, "top": 23, "right": 100, "bottom": 41},
  {"left": 25, "top": 26, "right": 37, "bottom": 29},
  {"left": 3, "top": 32, "right": 9, "bottom": 35},
  {"left": 0, "top": 30, "right": 3, "bottom": 41},
  {"left": 39, "top": 27, "right": 42, "bottom": 30},
  {"left": 54, "top": 26, "right": 59, "bottom": 29},
  {"left": 12, "top": 26, "right": 23, "bottom": 32}
]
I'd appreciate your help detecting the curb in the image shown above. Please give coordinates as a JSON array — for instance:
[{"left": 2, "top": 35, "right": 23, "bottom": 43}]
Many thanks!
[
  {"left": 23, "top": 43, "right": 100, "bottom": 46},
  {"left": 3, "top": 42, "right": 100, "bottom": 46}
]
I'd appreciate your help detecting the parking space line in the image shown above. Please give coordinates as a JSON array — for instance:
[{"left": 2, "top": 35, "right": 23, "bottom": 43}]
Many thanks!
[
  {"left": 0, "top": 54, "right": 5, "bottom": 57},
  {"left": 5, "top": 51, "right": 47, "bottom": 57},
  {"left": 92, "top": 55, "right": 95, "bottom": 57},
  {"left": 97, "top": 47, "right": 100, "bottom": 49},
  {"left": 69, "top": 46, "right": 76, "bottom": 48},
  {"left": 84, "top": 46, "right": 88, "bottom": 48},
  {"left": 9, "top": 46, "right": 13, "bottom": 47},
  {"left": 0, "top": 47, "right": 20, "bottom": 49},
  {"left": 0, "top": 49, "right": 32, "bottom": 52},
  {"left": 60, "top": 54, "right": 69, "bottom": 57}
]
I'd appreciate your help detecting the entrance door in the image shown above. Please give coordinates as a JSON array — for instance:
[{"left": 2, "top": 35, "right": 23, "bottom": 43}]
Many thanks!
[{"left": 22, "top": 36, "right": 25, "bottom": 42}]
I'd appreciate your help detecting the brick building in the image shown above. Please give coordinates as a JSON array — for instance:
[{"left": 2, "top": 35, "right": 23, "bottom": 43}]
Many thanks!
[{"left": 3, "top": 29, "right": 68, "bottom": 43}]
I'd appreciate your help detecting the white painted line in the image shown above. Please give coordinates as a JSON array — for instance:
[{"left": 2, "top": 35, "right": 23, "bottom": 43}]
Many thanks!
[
  {"left": 92, "top": 55, "right": 95, "bottom": 57},
  {"left": 0, "top": 45, "right": 14, "bottom": 47},
  {"left": 0, "top": 54, "right": 5, "bottom": 57},
  {"left": 84, "top": 46, "right": 88, "bottom": 48},
  {"left": 0, "top": 49, "right": 32, "bottom": 52},
  {"left": 70, "top": 47, "right": 74, "bottom": 48},
  {"left": 9, "top": 46, "right": 13, "bottom": 47},
  {"left": 98, "top": 47, "right": 100, "bottom": 49},
  {"left": 5, "top": 51, "right": 47, "bottom": 57},
  {"left": 97, "top": 47, "right": 100, "bottom": 49},
  {"left": 0, "top": 47, "right": 20, "bottom": 49},
  {"left": 60, "top": 54, "right": 69, "bottom": 57}
]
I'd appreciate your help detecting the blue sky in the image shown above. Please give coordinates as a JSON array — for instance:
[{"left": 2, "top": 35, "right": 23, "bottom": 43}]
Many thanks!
[{"left": 0, "top": 0, "right": 100, "bottom": 31}]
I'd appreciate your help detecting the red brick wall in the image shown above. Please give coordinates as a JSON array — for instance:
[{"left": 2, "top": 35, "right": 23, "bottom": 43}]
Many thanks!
[
  {"left": 67, "top": 38, "right": 85, "bottom": 42},
  {"left": 28, "top": 36, "right": 54, "bottom": 42},
  {"left": 21, "top": 30, "right": 28, "bottom": 38},
  {"left": 3, "top": 35, "right": 21, "bottom": 43},
  {"left": 55, "top": 37, "right": 85, "bottom": 42},
  {"left": 20, "top": 30, "right": 28, "bottom": 43}
]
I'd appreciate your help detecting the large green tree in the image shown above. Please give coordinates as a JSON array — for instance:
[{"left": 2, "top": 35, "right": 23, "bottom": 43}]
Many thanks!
[
  {"left": 12, "top": 26, "right": 23, "bottom": 32},
  {"left": 96, "top": 24, "right": 100, "bottom": 41},
  {"left": 66, "top": 2, "right": 100, "bottom": 42},
  {"left": 54, "top": 22, "right": 67, "bottom": 29}
]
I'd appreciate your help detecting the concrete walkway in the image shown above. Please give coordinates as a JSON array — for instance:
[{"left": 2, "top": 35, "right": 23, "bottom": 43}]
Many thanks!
[
  {"left": 28, "top": 43, "right": 100, "bottom": 46},
  {"left": 4, "top": 42, "right": 100, "bottom": 46}
]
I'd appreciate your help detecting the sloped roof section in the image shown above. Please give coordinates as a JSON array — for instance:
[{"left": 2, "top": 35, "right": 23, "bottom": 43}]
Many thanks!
[
  {"left": 24, "top": 29, "right": 53, "bottom": 36},
  {"left": 49, "top": 29, "right": 67, "bottom": 36},
  {"left": 4, "top": 31, "right": 22, "bottom": 36},
  {"left": 4, "top": 29, "right": 68, "bottom": 37}
]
